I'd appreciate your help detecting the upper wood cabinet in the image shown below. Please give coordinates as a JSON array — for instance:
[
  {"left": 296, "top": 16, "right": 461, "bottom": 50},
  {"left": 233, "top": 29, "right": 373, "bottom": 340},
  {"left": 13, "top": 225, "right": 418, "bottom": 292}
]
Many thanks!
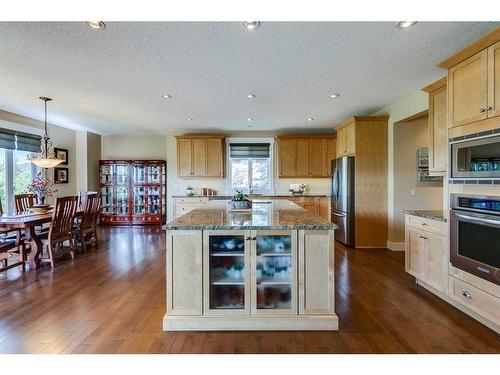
[
  {"left": 176, "top": 135, "right": 225, "bottom": 178},
  {"left": 439, "top": 28, "right": 500, "bottom": 135},
  {"left": 335, "top": 122, "right": 355, "bottom": 157},
  {"left": 448, "top": 50, "right": 488, "bottom": 128},
  {"left": 423, "top": 77, "right": 448, "bottom": 176},
  {"left": 276, "top": 135, "right": 336, "bottom": 178}
]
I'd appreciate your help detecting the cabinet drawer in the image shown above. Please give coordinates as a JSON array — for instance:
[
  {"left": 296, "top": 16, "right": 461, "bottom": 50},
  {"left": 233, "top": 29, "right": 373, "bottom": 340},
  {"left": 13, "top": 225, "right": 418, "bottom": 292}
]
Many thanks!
[
  {"left": 449, "top": 276, "right": 500, "bottom": 326},
  {"left": 174, "top": 197, "right": 209, "bottom": 204},
  {"left": 405, "top": 215, "right": 448, "bottom": 236}
]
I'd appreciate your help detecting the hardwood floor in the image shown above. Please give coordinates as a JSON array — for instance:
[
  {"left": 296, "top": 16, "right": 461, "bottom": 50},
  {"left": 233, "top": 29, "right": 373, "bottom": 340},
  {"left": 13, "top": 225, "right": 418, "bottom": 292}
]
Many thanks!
[{"left": 0, "top": 226, "right": 498, "bottom": 354}]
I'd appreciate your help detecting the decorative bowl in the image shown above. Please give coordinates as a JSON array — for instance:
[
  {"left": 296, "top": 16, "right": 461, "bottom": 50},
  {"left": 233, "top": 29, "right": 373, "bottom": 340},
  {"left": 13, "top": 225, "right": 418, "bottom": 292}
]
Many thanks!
[{"left": 28, "top": 204, "right": 51, "bottom": 214}]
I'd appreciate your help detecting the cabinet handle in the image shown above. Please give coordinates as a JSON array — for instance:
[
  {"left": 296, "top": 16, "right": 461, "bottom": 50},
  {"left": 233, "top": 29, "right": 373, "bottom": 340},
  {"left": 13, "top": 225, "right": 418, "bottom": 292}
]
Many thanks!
[
  {"left": 419, "top": 235, "right": 427, "bottom": 240},
  {"left": 245, "top": 237, "right": 257, "bottom": 241},
  {"left": 479, "top": 108, "right": 486, "bottom": 113},
  {"left": 461, "top": 290, "right": 472, "bottom": 299},
  {"left": 485, "top": 106, "right": 493, "bottom": 111},
  {"left": 421, "top": 222, "right": 427, "bottom": 226}
]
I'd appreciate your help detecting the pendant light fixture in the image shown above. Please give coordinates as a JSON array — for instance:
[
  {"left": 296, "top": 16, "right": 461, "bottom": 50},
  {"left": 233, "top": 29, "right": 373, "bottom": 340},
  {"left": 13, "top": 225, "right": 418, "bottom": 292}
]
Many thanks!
[{"left": 27, "top": 97, "right": 64, "bottom": 168}]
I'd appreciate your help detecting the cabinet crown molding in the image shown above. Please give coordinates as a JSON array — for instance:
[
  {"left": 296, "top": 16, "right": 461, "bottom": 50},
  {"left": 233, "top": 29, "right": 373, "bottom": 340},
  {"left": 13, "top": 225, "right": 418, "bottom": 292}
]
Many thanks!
[
  {"left": 422, "top": 77, "right": 447, "bottom": 93},
  {"left": 175, "top": 134, "right": 225, "bottom": 139},
  {"left": 276, "top": 134, "right": 336, "bottom": 139},
  {"left": 438, "top": 27, "right": 500, "bottom": 69},
  {"left": 335, "top": 116, "right": 389, "bottom": 130}
]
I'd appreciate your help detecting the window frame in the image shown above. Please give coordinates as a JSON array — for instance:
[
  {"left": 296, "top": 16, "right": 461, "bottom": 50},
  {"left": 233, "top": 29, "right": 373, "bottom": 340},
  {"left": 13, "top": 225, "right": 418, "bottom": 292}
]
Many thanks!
[{"left": 226, "top": 137, "right": 275, "bottom": 195}]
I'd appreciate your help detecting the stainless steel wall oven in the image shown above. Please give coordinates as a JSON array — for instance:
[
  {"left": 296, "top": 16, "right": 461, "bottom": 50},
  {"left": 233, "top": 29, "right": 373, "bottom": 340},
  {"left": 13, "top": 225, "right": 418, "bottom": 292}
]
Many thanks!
[{"left": 450, "top": 194, "right": 500, "bottom": 285}]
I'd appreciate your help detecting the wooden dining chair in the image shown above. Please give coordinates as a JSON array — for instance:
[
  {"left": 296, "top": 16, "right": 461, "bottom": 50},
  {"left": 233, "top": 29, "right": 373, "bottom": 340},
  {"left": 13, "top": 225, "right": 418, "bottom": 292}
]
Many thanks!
[
  {"left": 74, "top": 193, "right": 100, "bottom": 252},
  {"left": 39, "top": 196, "right": 78, "bottom": 268},
  {"left": 15, "top": 193, "right": 36, "bottom": 213},
  {"left": 0, "top": 198, "right": 25, "bottom": 272}
]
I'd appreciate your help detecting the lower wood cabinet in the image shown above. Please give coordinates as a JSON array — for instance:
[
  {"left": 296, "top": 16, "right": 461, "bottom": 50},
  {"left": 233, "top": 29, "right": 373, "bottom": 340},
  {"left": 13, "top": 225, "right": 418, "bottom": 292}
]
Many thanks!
[
  {"left": 405, "top": 214, "right": 449, "bottom": 294},
  {"left": 166, "top": 230, "right": 203, "bottom": 316}
]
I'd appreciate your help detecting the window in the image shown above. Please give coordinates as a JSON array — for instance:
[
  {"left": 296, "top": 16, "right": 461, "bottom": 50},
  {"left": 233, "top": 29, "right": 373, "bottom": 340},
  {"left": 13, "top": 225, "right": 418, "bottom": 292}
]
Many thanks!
[
  {"left": 0, "top": 128, "right": 41, "bottom": 212},
  {"left": 227, "top": 139, "right": 273, "bottom": 194}
]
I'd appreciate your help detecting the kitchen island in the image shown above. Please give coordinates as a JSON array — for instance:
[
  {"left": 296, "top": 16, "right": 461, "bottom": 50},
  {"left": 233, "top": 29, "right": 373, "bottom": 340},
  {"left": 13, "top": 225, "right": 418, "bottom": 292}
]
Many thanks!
[{"left": 163, "top": 199, "right": 338, "bottom": 331}]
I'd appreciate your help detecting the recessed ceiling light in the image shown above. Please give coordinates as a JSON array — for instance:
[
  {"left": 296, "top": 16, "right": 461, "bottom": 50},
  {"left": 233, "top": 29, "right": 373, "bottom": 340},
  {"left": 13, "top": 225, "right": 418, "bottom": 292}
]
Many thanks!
[
  {"left": 185, "top": 118, "right": 194, "bottom": 122},
  {"left": 329, "top": 93, "right": 340, "bottom": 99},
  {"left": 247, "top": 118, "right": 254, "bottom": 122},
  {"left": 397, "top": 21, "right": 417, "bottom": 29},
  {"left": 242, "top": 21, "right": 261, "bottom": 31},
  {"left": 247, "top": 94, "right": 256, "bottom": 99},
  {"left": 307, "top": 118, "right": 314, "bottom": 122},
  {"left": 162, "top": 94, "right": 172, "bottom": 99},
  {"left": 86, "top": 21, "right": 106, "bottom": 30}
]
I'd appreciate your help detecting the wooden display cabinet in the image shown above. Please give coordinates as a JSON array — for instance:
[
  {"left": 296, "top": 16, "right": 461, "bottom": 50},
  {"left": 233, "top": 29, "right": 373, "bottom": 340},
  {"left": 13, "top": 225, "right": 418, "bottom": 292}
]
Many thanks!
[{"left": 99, "top": 160, "right": 166, "bottom": 225}]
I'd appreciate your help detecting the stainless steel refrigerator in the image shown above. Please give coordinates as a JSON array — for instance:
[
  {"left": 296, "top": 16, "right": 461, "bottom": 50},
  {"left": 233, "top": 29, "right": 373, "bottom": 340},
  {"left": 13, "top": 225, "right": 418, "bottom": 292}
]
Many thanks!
[{"left": 331, "top": 156, "right": 355, "bottom": 247}]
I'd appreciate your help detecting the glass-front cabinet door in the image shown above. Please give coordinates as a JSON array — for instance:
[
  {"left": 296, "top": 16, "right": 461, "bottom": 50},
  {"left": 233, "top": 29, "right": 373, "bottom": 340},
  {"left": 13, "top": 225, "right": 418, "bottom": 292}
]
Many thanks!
[
  {"left": 203, "top": 231, "right": 251, "bottom": 315},
  {"left": 100, "top": 187, "right": 114, "bottom": 215},
  {"left": 251, "top": 230, "right": 297, "bottom": 315}
]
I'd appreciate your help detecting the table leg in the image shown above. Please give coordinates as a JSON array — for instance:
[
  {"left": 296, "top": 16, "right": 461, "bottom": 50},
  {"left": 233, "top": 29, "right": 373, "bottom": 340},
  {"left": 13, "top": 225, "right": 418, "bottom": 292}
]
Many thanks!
[{"left": 25, "top": 226, "right": 43, "bottom": 270}]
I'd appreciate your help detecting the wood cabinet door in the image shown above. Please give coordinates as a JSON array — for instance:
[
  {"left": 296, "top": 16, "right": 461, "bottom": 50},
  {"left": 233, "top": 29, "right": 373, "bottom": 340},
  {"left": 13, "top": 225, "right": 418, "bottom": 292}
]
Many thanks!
[
  {"left": 206, "top": 138, "right": 224, "bottom": 178},
  {"left": 346, "top": 123, "right": 356, "bottom": 155},
  {"left": 424, "top": 232, "right": 448, "bottom": 294},
  {"left": 203, "top": 230, "right": 251, "bottom": 316},
  {"left": 336, "top": 128, "right": 346, "bottom": 157},
  {"left": 296, "top": 139, "right": 310, "bottom": 177},
  {"left": 405, "top": 227, "right": 426, "bottom": 280},
  {"left": 429, "top": 86, "right": 448, "bottom": 174},
  {"left": 323, "top": 139, "right": 336, "bottom": 176},
  {"left": 319, "top": 197, "right": 330, "bottom": 221},
  {"left": 177, "top": 139, "right": 193, "bottom": 177},
  {"left": 488, "top": 41, "right": 500, "bottom": 119},
  {"left": 278, "top": 139, "right": 296, "bottom": 177},
  {"left": 166, "top": 230, "right": 203, "bottom": 315},
  {"left": 250, "top": 230, "right": 298, "bottom": 316},
  {"left": 309, "top": 139, "right": 324, "bottom": 177},
  {"left": 448, "top": 49, "right": 488, "bottom": 128},
  {"left": 192, "top": 139, "right": 207, "bottom": 177},
  {"left": 299, "top": 230, "right": 335, "bottom": 314}
]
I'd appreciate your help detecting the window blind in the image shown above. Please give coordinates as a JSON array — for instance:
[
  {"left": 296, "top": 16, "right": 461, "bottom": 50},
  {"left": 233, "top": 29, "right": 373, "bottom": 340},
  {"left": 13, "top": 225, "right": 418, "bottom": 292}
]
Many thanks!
[
  {"left": 229, "top": 143, "right": 270, "bottom": 158},
  {"left": 0, "top": 128, "right": 41, "bottom": 153},
  {"left": 0, "top": 128, "right": 16, "bottom": 150},
  {"left": 16, "top": 131, "right": 42, "bottom": 153}
]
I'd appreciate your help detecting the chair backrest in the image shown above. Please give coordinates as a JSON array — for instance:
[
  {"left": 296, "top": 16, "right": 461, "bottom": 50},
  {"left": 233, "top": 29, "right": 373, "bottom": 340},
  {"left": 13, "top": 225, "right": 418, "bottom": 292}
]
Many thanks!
[
  {"left": 49, "top": 196, "right": 78, "bottom": 241},
  {"left": 80, "top": 193, "right": 100, "bottom": 231},
  {"left": 15, "top": 194, "right": 36, "bottom": 213},
  {"left": 78, "top": 191, "right": 98, "bottom": 208}
]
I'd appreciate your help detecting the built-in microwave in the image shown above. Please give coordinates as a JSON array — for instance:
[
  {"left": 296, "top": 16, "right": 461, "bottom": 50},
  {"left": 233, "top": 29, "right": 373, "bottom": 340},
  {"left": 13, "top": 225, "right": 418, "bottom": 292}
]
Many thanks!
[{"left": 450, "top": 133, "right": 500, "bottom": 180}]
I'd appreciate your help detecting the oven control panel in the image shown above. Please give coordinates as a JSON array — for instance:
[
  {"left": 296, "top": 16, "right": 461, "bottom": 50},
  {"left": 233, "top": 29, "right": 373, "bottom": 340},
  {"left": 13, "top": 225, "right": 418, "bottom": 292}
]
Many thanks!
[{"left": 456, "top": 197, "right": 500, "bottom": 213}]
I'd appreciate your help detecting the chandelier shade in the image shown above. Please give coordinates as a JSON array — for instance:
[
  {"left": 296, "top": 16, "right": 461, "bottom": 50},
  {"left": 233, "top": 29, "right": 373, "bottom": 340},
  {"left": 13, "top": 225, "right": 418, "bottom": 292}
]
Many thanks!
[{"left": 27, "top": 97, "right": 64, "bottom": 169}]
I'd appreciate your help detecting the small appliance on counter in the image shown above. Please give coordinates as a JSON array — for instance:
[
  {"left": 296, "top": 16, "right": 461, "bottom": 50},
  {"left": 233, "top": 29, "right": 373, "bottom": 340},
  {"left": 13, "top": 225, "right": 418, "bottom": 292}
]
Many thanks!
[
  {"left": 288, "top": 184, "right": 306, "bottom": 195},
  {"left": 202, "top": 188, "right": 217, "bottom": 196}
]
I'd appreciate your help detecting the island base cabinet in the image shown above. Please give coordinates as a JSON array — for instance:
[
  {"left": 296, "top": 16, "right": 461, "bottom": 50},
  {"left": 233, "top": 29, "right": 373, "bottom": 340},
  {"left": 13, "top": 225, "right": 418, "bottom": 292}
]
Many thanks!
[
  {"left": 166, "top": 230, "right": 203, "bottom": 316},
  {"left": 299, "top": 230, "right": 335, "bottom": 314},
  {"left": 164, "top": 229, "right": 338, "bottom": 330}
]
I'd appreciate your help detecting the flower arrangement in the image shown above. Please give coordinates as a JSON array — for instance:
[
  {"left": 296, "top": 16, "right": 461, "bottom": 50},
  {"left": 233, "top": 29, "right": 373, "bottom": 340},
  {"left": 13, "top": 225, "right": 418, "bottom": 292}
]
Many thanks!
[{"left": 27, "top": 171, "right": 58, "bottom": 204}]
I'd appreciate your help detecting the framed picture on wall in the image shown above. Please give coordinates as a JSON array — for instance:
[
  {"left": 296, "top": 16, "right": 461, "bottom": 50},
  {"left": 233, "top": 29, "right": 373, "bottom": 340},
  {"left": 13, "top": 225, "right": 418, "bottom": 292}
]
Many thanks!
[
  {"left": 54, "top": 167, "right": 69, "bottom": 184},
  {"left": 54, "top": 147, "right": 68, "bottom": 165}
]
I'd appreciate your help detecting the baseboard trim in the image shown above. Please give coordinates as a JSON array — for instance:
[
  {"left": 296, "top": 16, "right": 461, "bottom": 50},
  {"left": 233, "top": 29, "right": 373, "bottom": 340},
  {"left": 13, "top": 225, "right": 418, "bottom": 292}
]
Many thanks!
[{"left": 387, "top": 241, "right": 405, "bottom": 251}]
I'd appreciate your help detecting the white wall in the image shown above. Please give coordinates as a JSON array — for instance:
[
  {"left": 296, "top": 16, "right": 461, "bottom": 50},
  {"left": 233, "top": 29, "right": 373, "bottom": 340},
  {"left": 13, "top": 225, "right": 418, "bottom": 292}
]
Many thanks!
[{"left": 392, "top": 114, "right": 443, "bottom": 242}]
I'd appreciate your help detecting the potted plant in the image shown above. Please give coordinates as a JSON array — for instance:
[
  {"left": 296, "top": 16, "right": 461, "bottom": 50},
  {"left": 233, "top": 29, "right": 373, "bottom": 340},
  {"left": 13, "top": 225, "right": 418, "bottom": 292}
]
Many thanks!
[
  {"left": 228, "top": 189, "right": 252, "bottom": 210},
  {"left": 185, "top": 186, "right": 195, "bottom": 196},
  {"left": 27, "top": 171, "right": 58, "bottom": 207}
]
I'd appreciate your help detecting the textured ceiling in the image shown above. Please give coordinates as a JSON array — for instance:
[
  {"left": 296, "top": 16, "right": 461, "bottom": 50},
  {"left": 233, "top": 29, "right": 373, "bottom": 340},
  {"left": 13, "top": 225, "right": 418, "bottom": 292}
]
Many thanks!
[{"left": 0, "top": 21, "right": 498, "bottom": 135}]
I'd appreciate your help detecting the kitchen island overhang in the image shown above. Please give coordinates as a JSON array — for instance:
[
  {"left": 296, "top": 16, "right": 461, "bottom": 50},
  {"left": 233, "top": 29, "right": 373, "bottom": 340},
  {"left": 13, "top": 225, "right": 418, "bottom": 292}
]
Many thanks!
[{"left": 164, "top": 200, "right": 338, "bottom": 331}]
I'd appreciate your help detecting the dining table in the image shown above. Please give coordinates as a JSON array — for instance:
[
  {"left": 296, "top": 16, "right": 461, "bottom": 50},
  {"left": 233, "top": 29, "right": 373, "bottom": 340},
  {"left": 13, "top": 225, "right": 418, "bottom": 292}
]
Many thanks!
[{"left": 0, "top": 209, "right": 83, "bottom": 270}]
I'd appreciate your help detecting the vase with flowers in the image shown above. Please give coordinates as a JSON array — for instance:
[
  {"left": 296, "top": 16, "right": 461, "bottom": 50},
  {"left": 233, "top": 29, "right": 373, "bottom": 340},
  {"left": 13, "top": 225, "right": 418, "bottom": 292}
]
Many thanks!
[{"left": 27, "top": 171, "right": 58, "bottom": 207}]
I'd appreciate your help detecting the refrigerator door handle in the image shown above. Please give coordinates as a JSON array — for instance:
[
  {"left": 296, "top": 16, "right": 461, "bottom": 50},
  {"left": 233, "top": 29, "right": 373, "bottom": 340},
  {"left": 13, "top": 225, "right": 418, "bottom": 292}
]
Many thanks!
[{"left": 331, "top": 211, "right": 345, "bottom": 217}]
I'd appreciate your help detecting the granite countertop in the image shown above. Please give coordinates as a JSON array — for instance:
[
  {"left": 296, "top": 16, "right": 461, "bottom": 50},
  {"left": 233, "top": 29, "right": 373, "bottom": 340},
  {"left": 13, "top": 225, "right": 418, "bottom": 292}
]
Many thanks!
[
  {"left": 405, "top": 210, "right": 447, "bottom": 222},
  {"left": 164, "top": 199, "right": 338, "bottom": 230},
  {"left": 172, "top": 193, "right": 331, "bottom": 199}
]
